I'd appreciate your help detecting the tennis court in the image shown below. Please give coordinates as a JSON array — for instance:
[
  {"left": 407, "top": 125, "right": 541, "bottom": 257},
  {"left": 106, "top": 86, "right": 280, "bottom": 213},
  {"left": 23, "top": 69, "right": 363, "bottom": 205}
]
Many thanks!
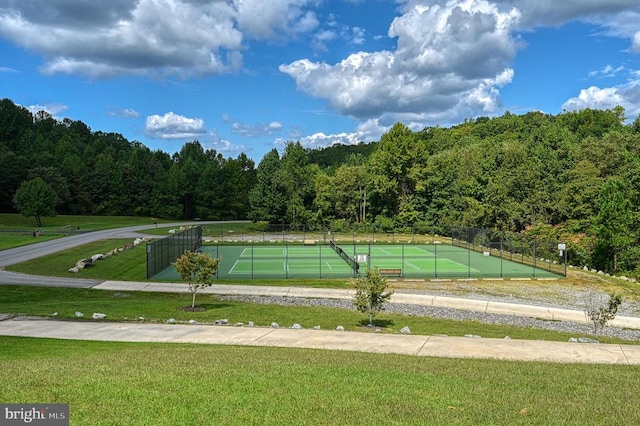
[{"left": 152, "top": 242, "right": 561, "bottom": 280}]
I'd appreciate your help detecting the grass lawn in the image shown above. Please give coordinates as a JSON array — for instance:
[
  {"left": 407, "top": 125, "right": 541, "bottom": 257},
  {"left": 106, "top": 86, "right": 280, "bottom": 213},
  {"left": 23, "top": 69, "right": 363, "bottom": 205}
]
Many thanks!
[
  {"left": 0, "top": 213, "right": 173, "bottom": 231},
  {"left": 0, "top": 232, "right": 61, "bottom": 251},
  {"left": 0, "top": 213, "right": 178, "bottom": 251},
  {"left": 5, "top": 239, "right": 149, "bottom": 281},
  {"left": 0, "top": 285, "right": 633, "bottom": 344},
  {"left": 1, "top": 336, "right": 639, "bottom": 425}
]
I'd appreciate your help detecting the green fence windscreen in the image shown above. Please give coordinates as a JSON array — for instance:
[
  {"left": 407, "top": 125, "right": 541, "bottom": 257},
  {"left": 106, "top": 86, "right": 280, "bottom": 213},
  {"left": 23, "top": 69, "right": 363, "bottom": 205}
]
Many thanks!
[{"left": 146, "top": 226, "right": 203, "bottom": 278}]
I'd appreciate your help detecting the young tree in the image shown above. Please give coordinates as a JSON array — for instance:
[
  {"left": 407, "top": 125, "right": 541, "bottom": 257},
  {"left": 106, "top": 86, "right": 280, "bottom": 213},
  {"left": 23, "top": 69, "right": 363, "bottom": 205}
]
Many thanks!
[
  {"left": 174, "top": 251, "right": 220, "bottom": 309},
  {"left": 584, "top": 292, "right": 623, "bottom": 337},
  {"left": 352, "top": 267, "right": 394, "bottom": 326},
  {"left": 12, "top": 177, "right": 57, "bottom": 227}
]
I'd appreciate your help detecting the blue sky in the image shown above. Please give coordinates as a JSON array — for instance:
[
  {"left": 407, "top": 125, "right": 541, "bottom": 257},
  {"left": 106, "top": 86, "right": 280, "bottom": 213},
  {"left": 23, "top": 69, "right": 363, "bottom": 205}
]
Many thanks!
[{"left": 1, "top": 0, "right": 639, "bottom": 163}]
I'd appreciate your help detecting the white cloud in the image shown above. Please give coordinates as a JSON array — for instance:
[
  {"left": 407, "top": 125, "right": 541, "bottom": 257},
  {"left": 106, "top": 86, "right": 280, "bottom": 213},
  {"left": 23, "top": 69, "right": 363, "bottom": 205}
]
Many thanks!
[
  {"left": 145, "top": 112, "right": 206, "bottom": 139},
  {"left": 632, "top": 31, "right": 640, "bottom": 53},
  {"left": 562, "top": 82, "right": 640, "bottom": 119},
  {"left": 108, "top": 107, "right": 140, "bottom": 118},
  {"left": 0, "top": 0, "right": 323, "bottom": 78},
  {"left": 275, "top": 131, "right": 363, "bottom": 150},
  {"left": 206, "top": 130, "right": 247, "bottom": 155},
  {"left": 0, "top": 66, "right": 17, "bottom": 73},
  {"left": 234, "top": 0, "right": 318, "bottom": 39},
  {"left": 588, "top": 65, "right": 626, "bottom": 78},
  {"left": 492, "top": 0, "right": 640, "bottom": 52},
  {"left": 0, "top": 0, "right": 244, "bottom": 78},
  {"left": 350, "top": 27, "right": 366, "bottom": 45},
  {"left": 495, "top": 0, "right": 639, "bottom": 28},
  {"left": 25, "top": 103, "right": 68, "bottom": 119},
  {"left": 281, "top": 0, "right": 520, "bottom": 124},
  {"left": 223, "top": 115, "right": 284, "bottom": 137}
]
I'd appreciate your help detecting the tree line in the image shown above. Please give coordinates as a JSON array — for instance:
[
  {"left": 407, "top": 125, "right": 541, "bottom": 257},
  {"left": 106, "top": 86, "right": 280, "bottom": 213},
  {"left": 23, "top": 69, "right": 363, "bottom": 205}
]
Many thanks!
[{"left": 2, "top": 98, "right": 640, "bottom": 275}]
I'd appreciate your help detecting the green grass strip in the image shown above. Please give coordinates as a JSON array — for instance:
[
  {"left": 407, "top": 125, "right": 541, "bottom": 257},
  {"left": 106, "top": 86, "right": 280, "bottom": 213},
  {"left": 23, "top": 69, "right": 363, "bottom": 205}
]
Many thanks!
[
  {"left": 0, "top": 285, "right": 634, "bottom": 344},
  {"left": 1, "top": 337, "right": 639, "bottom": 425}
]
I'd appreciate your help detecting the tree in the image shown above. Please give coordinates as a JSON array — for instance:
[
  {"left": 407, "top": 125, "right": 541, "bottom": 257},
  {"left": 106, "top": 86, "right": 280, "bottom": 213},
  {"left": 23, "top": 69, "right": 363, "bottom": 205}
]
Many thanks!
[
  {"left": 174, "top": 251, "right": 221, "bottom": 309},
  {"left": 593, "top": 178, "right": 634, "bottom": 272},
  {"left": 352, "top": 267, "right": 394, "bottom": 326},
  {"left": 584, "top": 292, "right": 623, "bottom": 337},
  {"left": 276, "top": 141, "right": 317, "bottom": 225},
  {"left": 248, "top": 149, "right": 287, "bottom": 223},
  {"left": 368, "top": 122, "right": 428, "bottom": 223},
  {"left": 12, "top": 177, "right": 57, "bottom": 227}
]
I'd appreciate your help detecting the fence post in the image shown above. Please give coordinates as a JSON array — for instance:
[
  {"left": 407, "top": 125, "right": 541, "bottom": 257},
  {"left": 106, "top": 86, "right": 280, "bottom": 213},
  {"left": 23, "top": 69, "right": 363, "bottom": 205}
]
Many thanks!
[
  {"left": 500, "top": 241, "right": 503, "bottom": 277},
  {"left": 533, "top": 242, "right": 537, "bottom": 277},
  {"left": 468, "top": 243, "right": 471, "bottom": 278},
  {"left": 434, "top": 243, "right": 437, "bottom": 278}
]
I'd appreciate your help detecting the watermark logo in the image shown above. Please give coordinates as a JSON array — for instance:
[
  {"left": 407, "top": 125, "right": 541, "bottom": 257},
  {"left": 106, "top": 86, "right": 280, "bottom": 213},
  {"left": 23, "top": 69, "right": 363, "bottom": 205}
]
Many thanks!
[{"left": 1, "top": 404, "right": 68, "bottom": 425}]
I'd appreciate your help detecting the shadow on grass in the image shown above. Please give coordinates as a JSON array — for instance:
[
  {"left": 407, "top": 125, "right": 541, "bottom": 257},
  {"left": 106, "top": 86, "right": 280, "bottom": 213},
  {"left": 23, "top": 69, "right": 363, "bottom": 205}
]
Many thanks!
[
  {"left": 179, "top": 303, "right": 233, "bottom": 312},
  {"left": 358, "top": 318, "right": 394, "bottom": 328}
]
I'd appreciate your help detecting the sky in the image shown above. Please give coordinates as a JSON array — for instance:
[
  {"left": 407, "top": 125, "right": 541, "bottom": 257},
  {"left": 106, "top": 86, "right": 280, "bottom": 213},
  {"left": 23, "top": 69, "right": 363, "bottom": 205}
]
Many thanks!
[{"left": 1, "top": 0, "right": 640, "bottom": 163}]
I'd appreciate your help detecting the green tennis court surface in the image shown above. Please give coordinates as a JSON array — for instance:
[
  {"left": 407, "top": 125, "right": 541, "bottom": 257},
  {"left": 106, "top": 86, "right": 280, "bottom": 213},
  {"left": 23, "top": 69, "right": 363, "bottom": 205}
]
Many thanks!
[{"left": 152, "top": 243, "right": 561, "bottom": 280}]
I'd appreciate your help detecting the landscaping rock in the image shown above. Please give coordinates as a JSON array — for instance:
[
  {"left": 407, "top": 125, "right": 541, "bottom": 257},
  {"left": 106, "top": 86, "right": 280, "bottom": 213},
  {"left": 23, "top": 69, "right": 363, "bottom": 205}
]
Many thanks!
[
  {"left": 189, "top": 319, "right": 197, "bottom": 325},
  {"left": 578, "top": 337, "right": 599, "bottom": 344},
  {"left": 68, "top": 267, "right": 80, "bottom": 273},
  {"left": 291, "top": 323, "right": 303, "bottom": 329},
  {"left": 92, "top": 313, "right": 106, "bottom": 319},
  {"left": 214, "top": 319, "right": 229, "bottom": 325},
  {"left": 166, "top": 318, "right": 176, "bottom": 324},
  {"left": 270, "top": 322, "right": 279, "bottom": 328},
  {"left": 313, "top": 325, "right": 321, "bottom": 330},
  {"left": 336, "top": 325, "right": 345, "bottom": 331},
  {"left": 400, "top": 326, "right": 411, "bottom": 334},
  {"left": 464, "top": 334, "right": 481, "bottom": 338},
  {"left": 75, "top": 311, "right": 84, "bottom": 318},
  {"left": 248, "top": 321, "right": 255, "bottom": 327}
]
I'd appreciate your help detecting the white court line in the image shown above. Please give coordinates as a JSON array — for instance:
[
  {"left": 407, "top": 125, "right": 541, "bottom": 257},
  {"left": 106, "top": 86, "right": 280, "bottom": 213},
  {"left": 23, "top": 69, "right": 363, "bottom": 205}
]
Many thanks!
[
  {"left": 439, "top": 258, "right": 480, "bottom": 273},
  {"left": 228, "top": 259, "right": 241, "bottom": 274},
  {"left": 404, "top": 260, "right": 421, "bottom": 270}
]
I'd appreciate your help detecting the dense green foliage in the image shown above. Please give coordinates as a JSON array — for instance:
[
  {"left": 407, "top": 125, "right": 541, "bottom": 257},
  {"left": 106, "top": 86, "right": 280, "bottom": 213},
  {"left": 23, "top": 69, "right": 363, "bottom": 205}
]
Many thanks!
[
  {"left": 3, "top": 98, "right": 640, "bottom": 274},
  {"left": 174, "top": 250, "right": 220, "bottom": 308},
  {"left": 353, "top": 267, "right": 394, "bottom": 325},
  {"left": 0, "top": 99, "right": 256, "bottom": 220},
  {"left": 12, "top": 177, "right": 57, "bottom": 226}
]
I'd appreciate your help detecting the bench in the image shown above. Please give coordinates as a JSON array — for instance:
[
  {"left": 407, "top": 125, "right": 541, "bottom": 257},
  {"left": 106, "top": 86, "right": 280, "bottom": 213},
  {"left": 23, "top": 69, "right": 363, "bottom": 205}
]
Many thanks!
[
  {"left": 303, "top": 239, "right": 316, "bottom": 245},
  {"left": 379, "top": 268, "right": 402, "bottom": 276}
]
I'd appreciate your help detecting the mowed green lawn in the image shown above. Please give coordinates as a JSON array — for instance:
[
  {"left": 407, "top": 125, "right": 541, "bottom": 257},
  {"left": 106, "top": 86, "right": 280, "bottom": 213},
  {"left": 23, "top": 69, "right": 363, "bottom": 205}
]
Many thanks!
[
  {"left": 1, "top": 285, "right": 614, "bottom": 341},
  {"left": 1, "top": 336, "right": 640, "bottom": 425},
  {"left": 0, "top": 214, "right": 173, "bottom": 251}
]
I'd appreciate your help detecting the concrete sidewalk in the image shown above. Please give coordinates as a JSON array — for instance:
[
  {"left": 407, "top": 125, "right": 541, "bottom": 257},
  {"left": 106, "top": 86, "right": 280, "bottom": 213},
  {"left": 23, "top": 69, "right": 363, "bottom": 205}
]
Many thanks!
[
  {"left": 2, "top": 316, "right": 640, "bottom": 365},
  {"left": 94, "top": 281, "right": 640, "bottom": 330}
]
